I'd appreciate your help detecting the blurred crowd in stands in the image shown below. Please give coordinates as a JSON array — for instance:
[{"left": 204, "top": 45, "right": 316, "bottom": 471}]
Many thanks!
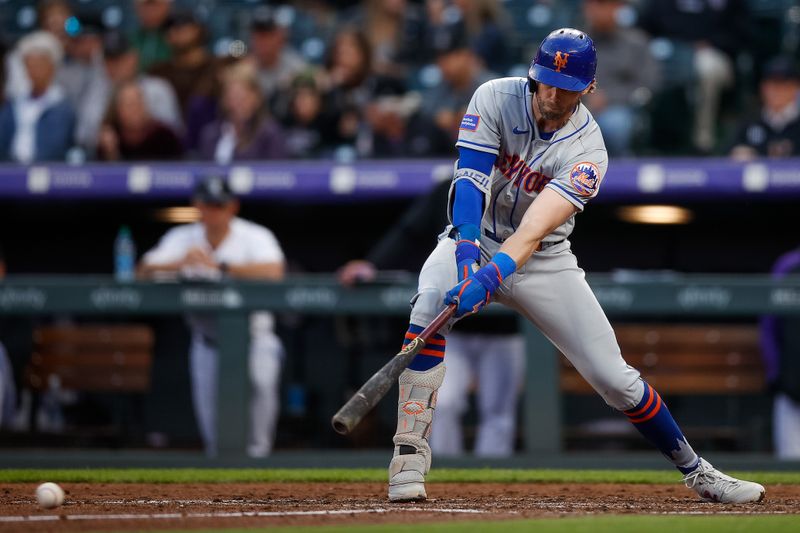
[{"left": 0, "top": 0, "right": 798, "bottom": 163}]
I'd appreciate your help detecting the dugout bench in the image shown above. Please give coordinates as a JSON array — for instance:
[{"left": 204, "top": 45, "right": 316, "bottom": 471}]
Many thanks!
[
  {"left": 24, "top": 324, "right": 154, "bottom": 438},
  {"left": 0, "top": 274, "right": 799, "bottom": 459},
  {"left": 561, "top": 324, "right": 766, "bottom": 451}
]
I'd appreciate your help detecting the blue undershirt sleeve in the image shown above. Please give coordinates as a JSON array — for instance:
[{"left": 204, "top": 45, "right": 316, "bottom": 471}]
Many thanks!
[
  {"left": 453, "top": 148, "right": 496, "bottom": 239},
  {"left": 457, "top": 146, "right": 495, "bottom": 175}
]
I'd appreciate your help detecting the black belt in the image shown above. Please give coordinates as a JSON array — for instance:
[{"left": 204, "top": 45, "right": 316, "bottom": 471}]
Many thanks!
[{"left": 483, "top": 228, "right": 564, "bottom": 251}]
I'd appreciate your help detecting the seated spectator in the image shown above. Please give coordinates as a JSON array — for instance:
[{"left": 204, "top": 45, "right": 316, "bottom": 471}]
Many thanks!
[
  {"left": 582, "top": 0, "right": 660, "bottom": 156},
  {"left": 364, "top": 92, "right": 425, "bottom": 157},
  {"left": 130, "top": 0, "right": 173, "bottom": 72},
  {"left": 198, "top": 65, "right": 286, "bottom": 162},
  {"left": 420, "top": 18, "right": 495, "bottom": 147},
  {"left": 97, "top": 80, "right": 183, "bottom": 161},
  {"left": 183, "top": 56, "right": 243, "bottom": 154},
  {"left": 0, "top": 31, "right": 74, "bottom": 163},
  {"left": 343, "top": 0, "right": 427, "bottom": 76},
  {"left": 638, "top": 0, "right": 750, "bottom": 153},
  {"left": 58, "top": 10, "right": 105, "bottom": 119},
  {"left": 246, "top": 7, "right": 307, "bottom": 107},
  {"left": 7, "top": 3, "right": 105, "bottom": 110},
  {"left": 730, "top": 57, "right": 800, "bottom": 160},
  {"left": 4, "top": 0, "right": 72, "bottom": 99},
  {"left": 138, "top": 176, "right": 286, "bottom": 457},
  {"left": 281, "top": 75, "right": 337, "bottom": 158},
  {"left": 320, "top": 28, "right": 373, "bottom": 150},
  {"left": 320, "top": 27, "right": 406, "bottom": 156},
  {"left": 149, "top": 10, "right": 221, "bottom": 123},
  {"left": 454, "top": 0, "right": 512, "bottom": 74},
  {"left": 38, "top": 0, "right": 72, "bottom": 44},
  {"left": 76, "top": 31, "right": 182, "bottom": 153}
]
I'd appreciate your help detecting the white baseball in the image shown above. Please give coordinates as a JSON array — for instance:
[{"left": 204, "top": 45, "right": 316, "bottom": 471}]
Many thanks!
[{"left": 35, "top": 482, "right": 65, "bottom": 509}]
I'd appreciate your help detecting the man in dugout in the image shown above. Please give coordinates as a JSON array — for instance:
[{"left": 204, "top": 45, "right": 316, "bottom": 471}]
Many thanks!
[{"left": 138, "top": 176, "right": 286, "bottom": 457}]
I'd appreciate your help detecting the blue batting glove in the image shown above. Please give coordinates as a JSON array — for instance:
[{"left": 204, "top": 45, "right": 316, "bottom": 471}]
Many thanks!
[
  {"left": 444, "top": 253, "right": 518, "bottom": 318},
  {"left": 455, "top": 239, "right": 480, "bottom": 282},
  {"left": 444, "top": 276, "right": 491, "bottom": 318},
  {"left": 454, "top": 223, "right": 481, "bottom": 282}
]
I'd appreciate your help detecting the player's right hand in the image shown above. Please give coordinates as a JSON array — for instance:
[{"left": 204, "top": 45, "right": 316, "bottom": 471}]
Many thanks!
[
  {"left": 445, "top": 252, "right": 515, "bottom": 318},
  {"left": 455, "top": 239, "right": 480, "bottom": 282},
  {"left": 444, "top": 276, "right": 491, "bottom": 318}
]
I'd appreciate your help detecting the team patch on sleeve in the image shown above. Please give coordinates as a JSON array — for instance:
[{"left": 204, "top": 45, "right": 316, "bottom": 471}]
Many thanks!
[
  {"left": 459, "top": 114, "right": 480, "bottom": 132},
  {"left": 569, "top": 162, "right": 600, "bottom": 197}
]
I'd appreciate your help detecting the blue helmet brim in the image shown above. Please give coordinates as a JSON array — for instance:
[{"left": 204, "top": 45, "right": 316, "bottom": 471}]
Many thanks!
[{"left": 529, "top": 64, "right": 591, "bottom": 92}]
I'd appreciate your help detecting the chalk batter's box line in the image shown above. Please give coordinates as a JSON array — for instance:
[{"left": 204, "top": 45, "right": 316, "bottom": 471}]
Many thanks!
[
  {"left": 0, "top": 508, "right": 788, "bottom": 524},
  {"left": 0, "top": 507, "right": 488, "bottom": 523}
]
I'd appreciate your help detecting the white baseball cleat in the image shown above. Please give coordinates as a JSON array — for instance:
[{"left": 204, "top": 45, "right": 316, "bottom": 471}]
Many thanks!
[
  {"left": 683, "top": 458, "right": 766, "bottom": 503},
  {"left": 388, "top": 452, "right": 428, "bottom": 502},
  {"left": 388, "top": 479, "right": 427, "bottom": 502}
]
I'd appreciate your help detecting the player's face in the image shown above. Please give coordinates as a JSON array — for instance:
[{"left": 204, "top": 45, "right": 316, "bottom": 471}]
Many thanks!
[{"left": 535, "top": 83, "right": 584, "bottom": 121}]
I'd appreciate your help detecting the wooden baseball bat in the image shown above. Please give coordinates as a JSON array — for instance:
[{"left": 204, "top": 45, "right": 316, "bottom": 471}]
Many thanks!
[{"left": 331, "top": 304, "right": 456, "bottom": 435}]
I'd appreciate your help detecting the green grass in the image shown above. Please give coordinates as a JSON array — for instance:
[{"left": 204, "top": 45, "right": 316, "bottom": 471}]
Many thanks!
[
  {"left": 1, "top": 468, "right": 800, "bottom": 484},
  {"left": 158, "top": 515, "right": 800, "bottom": 533}
]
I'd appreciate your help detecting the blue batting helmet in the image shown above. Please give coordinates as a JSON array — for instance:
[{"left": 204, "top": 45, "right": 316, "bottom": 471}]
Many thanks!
[{"left": 528, "top": 28, "right": 597, "bottom": 92}]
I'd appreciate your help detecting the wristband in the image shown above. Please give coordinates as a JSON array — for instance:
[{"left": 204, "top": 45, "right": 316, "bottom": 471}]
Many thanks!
[
  {"left": 492, "top": 252, "right": 517, "bottom": 278},
  {"left": 473, "top": 252, "right": 517, "bottom": 294}
]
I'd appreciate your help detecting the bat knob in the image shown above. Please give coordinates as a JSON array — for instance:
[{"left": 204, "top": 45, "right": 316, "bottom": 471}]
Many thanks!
[
  {"left": 331, "top": 416, "right": 352, "bottom": 435},
  {"left": 331, "top": 393, "right": 370, "bottom": 435}
]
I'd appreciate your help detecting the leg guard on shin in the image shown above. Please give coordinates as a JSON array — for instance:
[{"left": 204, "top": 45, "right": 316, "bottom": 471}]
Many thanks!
[{"left": 388, "top": 364, "right": 446, "bottom": 501}]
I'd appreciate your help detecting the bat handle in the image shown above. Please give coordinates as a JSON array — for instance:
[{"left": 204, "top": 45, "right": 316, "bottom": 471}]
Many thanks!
[
  {"left": 330, "top": 303, "right": 456, "bottom": 435},
  {"left": 418, "top": 303, "right": 456, "bottom": 342}
]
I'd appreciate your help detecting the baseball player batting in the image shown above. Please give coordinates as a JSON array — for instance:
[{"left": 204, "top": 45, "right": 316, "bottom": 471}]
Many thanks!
[{"left": 387, "top": 28, "right": 765, "bottom": 504}]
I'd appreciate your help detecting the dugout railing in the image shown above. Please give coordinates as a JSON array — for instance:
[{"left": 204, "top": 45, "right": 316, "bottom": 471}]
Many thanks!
[{"left": 1, "top": 274, "right": 799, "bottom": 460}]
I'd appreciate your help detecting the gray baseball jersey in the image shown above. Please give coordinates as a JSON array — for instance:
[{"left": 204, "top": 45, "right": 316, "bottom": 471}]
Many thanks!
[
  {"left": 407, "top": 76, "right": 646, "bottom": 416},
  {"left": 452, "top": 77, "right": 608, "bottom": 243}
]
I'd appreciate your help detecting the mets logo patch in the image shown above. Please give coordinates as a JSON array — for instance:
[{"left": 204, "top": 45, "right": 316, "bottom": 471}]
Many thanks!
[
  {"left": 459, "top": 114, "right": 480, "bottom": 132},
  {"left": 569, "top": 162, "right": 600, "bottom": 196}
]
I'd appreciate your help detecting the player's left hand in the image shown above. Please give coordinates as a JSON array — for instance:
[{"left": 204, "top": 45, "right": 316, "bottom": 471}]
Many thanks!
[
  {"left": 455, "top": 239, "right": 480, "bottom": 282},
  {"left": 444, "top": 276, "right": 491, "bottom": 318}
]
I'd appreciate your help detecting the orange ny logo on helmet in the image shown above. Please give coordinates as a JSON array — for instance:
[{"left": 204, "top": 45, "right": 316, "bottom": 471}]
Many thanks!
[{"left": 554, "top": 51, "right": 569, "bottom": 72}]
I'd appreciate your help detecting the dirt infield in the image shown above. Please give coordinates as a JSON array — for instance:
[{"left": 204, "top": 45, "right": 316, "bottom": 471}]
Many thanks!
[{"left": 1, "top": 482, "right": 798, "bottom": 532}]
